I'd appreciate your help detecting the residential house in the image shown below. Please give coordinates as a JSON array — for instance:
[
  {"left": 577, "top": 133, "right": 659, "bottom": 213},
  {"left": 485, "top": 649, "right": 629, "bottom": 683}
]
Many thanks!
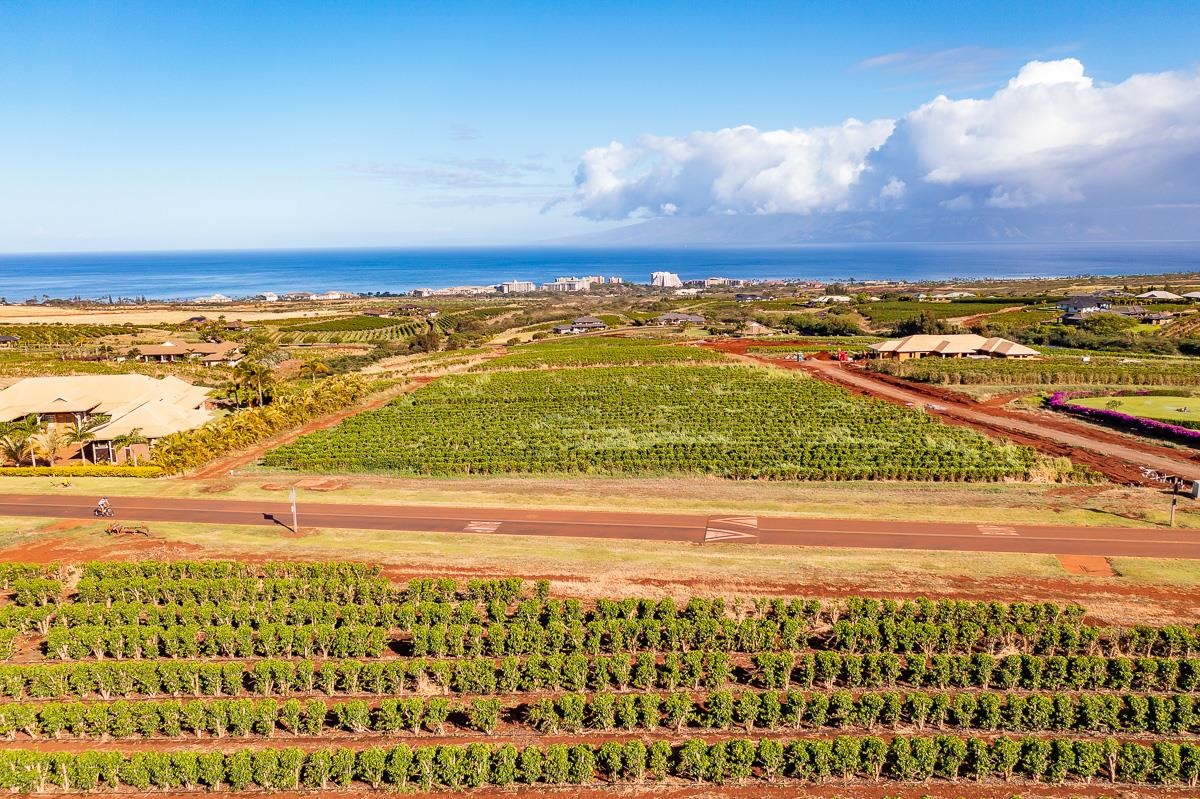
[
  {"left": 653, "top": 312, "right": 706, "bottom": 326},
  {"left": 127, "top": 340, "right": 244, "bottom": 367},
  {"left": 1136, "top": 290, "right": 1184, "bottom": 301},
  {"left": 0, "top": 374, "right": 214, "bottom": 463},
  {"left": 1057, "top": 296, "right": 1110, "bottom": 316},
  {"left": 280, "top": 291, "right": 315, "bottom": 302},
  {"left": 870, "top": 334, "right": 1039, "bottom": 361},
  {"left": 552, "top": 316, "right": 608, "bottom": 335},
  {"left": 193, "top": 293, "right": 232, "bottom": 304},
  {"left": 1062, "top": 305, "right": 1178, "bottom": 325},
  {"left": 0, "top": 335, "right": 19, "bottom": 348},
  {"left": 313, "top": 290, "right": 358, "bottom": 301}
]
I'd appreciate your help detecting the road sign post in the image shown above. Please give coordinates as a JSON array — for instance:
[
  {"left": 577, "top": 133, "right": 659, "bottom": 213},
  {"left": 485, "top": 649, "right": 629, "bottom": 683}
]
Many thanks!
[{"left": 289, "top": 487, "right": 298, "bottom": 534}]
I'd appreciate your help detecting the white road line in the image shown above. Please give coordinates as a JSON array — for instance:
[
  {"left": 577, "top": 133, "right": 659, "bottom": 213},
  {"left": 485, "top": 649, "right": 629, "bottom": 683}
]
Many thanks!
[
  {"left": 978, "top": 525, "right": 1019, "bottom": 537},
  {"left": 711, "top": 516, "right": 759, "bottom": 528},
  {"left": 464, "top": 521, "right": 502, "bottom": 533},
  {"left": 704, "top": 528, "right": 758, "bottom": 543}
]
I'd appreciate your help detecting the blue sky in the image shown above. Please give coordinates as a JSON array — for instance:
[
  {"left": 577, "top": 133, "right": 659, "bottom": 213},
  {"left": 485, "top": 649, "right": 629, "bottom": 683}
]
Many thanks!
[{"left": 1, "top": 0, "right": 1198, "bottom": 251}]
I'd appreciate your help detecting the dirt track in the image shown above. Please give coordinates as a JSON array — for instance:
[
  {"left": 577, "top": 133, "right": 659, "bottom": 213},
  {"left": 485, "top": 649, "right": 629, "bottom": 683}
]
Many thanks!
[
  {"left": 2, "top": 493, "right": 1199, "bottom": 559},
  {"left": 708, "top": 340, "right": 1200, "bottom": 485}
]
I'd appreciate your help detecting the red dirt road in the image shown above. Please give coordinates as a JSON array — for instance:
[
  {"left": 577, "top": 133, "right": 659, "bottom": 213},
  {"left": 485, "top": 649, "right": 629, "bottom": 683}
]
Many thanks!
[
  {"left": 706, "top": 340, "right": 1200, "bottom": 485},
  {"left": 2, "top": 493, "right": 1198, "bottom": 559},
  {"left": 804, "top": 359, "right": 1200, "bottom": 483}
]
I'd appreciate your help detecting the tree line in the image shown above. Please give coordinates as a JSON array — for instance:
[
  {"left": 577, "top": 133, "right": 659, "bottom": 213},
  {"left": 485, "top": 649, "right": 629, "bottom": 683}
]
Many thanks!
[
  {"left": 2, "top": 734, "right": 1200, "bottom": 792},
  {"left": 9, "top": 687, "right": 1198, "bottom": 742},
  {"left": 3, "top": 651, "right": 1199, "bottom": 702}
]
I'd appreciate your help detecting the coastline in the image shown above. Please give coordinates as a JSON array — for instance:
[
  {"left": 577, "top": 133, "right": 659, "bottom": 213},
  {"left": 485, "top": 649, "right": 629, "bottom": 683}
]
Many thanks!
[{"left": 0, "top": 242, "right": 1198, "bottom": 302}]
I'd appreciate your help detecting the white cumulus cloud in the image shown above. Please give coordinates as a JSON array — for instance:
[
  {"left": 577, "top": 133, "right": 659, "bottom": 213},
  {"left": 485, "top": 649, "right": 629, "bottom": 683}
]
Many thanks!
[
  {"left": 573, "top": 59, "right": 1200, "bottom": 220},
  {"left": 573, "top": 120, "right": 894, "bottom": 218}
]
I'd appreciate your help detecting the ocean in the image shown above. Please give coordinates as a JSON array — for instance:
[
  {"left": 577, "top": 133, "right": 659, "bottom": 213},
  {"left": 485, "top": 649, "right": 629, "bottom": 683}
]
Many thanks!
[{"left": 0, "top": 243, "right": 1197, "bottom": 301}]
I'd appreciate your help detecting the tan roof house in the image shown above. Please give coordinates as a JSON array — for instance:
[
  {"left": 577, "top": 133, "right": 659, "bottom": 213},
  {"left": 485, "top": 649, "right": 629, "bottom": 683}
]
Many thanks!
[
  {"left": 126, "top": 340, "right": 243, "bottom": 366},
  {"left": 0, "top": 375, "right": 214, "bottom": 463},
  {"left": 869, "top": 334, "right": 1039, "bottom": 361}
]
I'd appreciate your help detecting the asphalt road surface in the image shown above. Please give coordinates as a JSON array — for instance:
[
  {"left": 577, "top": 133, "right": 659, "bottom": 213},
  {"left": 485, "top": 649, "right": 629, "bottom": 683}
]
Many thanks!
[{"left": 0, "top": 493, "right": 1198, "bottom": 559}]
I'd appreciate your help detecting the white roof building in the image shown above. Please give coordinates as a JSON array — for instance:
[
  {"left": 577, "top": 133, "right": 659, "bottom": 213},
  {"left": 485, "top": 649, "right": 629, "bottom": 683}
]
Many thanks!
[
  {"left": 193, "top": 294, "right": 233, "bottom": 304},
  {"left": 650, "top": 271, "right": 683, "bottom": 288},
  {"left": 1136, "top": 290, "right": 1184, "bottom": 300}
]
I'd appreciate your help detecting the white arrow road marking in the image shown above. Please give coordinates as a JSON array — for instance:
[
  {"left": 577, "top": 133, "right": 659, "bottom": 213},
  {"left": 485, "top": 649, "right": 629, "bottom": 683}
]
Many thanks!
[
  {"left": 711, "top": 516, "right": 759, "bottom": 529},
  {"left": 704, "top": 528, "right": 758, "bottom": 543},
  {"left": 464, "top": 521, "right": 501, "bottom": 533},
  {"left": 978, "top": 525, "right": 1018, "bottom": 536}
]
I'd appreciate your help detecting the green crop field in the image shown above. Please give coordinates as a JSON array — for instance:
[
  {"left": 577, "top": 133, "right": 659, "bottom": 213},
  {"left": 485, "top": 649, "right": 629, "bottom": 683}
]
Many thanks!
[
  {"left": 974, "top": 308, "right": 1062, "bottom": 332},
  {"left": 0, "top": 323, "right": 131, "bottom": 344},
  {"left": 859, "top": 300, "right": 1026, "bottom": 326},
  {"left": 265, "top": 365, "right": 1040, "bottom": 480},
  {"left": 1070, "top": 394, "right": 1200, "bottom": 424},
  {"left": 475, "top": 337, "right": 726, "bottom": 370},
  {"left": 3, "top": 561, "right": 1200, "bottom": 794},
  {"left": 877, "top": 355, "right": 1200, "bottom": 387},
  {"left": 281, "top": 315, "right": 421, "bottom": 333}
]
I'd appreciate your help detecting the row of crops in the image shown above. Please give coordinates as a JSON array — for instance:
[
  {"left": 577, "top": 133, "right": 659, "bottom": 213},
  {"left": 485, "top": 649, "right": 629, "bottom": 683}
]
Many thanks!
[
  {"left": 874, "top": 355, "right": 1200, "bottom": 386},
  {"left": 857, "top": 299, "right": 1034, "bottom": 326},
  {"left": 263, "top": 365, "right": 1043, "bottom": 479},
  {"left": 0, "top": 323, "right": 131, "bottom": 345},
  {"left": 2, "top": 562, "right": 1199, "bottom": 793},
  {"left": 474, "top": 337, "right": 727, "bottom": 370}
]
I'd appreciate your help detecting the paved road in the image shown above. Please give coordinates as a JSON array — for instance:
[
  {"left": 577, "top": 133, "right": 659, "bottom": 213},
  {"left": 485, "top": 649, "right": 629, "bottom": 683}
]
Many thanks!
[
  {"left": 802, "top": 360, "right": 1200, "bottom": 483},
  {"left": 2, "top": 493, "right": 1197, "bottom": 559}
]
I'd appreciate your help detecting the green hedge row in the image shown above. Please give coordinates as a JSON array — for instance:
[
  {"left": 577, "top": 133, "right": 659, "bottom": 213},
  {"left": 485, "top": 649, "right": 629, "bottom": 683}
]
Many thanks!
[
  {"left": 2, "top": 735, "right": 1199, "bottom": 792},
  {"left": 0, "top": 466, "right": 162, "bottom": 478}
]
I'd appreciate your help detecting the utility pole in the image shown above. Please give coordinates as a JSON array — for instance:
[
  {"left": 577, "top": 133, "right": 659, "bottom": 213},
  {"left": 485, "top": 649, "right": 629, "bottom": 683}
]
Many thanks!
[{"left": 289, "top": 487, "right": 299, "bottom": 534}]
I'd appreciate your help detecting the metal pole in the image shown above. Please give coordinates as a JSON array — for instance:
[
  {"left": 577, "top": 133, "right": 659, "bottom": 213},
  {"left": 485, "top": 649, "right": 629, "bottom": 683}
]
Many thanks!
[{"left": 290, "top": 487, "right": 299, "bottom": 534}]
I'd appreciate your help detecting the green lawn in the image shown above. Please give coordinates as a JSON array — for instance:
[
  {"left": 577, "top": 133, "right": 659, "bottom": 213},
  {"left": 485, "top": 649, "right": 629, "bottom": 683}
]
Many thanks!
[{"left": 1071, "top": 394, "right": 1200, "bottom": 425}]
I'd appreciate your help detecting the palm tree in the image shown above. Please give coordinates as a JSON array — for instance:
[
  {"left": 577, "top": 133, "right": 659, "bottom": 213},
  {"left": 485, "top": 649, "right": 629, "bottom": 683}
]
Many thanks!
[
  {"left": 0, "top": 434, "right": 34, "bottom": 467},
  {"left": 232, "top": 360, "right": 276, "bottom": 407},
  {"left": 298, "top": 357, "right": 330, "bottom": 384},
  {"left": 32, "top": 428, "right": 70, "bottom": 468},
  {"left": 111, "top": 429, "right": 149, "bottom": 465},
  {"left": 0, "top": 415, "right": 43, "bottom": 466},
  {"left": 66, "top": 414, "right": 111, "bottom": 464}
]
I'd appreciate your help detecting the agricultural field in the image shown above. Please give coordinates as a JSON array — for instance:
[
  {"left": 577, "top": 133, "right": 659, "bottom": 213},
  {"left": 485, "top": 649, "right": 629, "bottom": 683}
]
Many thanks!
[
  {"left": 265, "top": 364, "right": 1041, "bottom": 479},
  {"left": 974, "top": 308, "right": 1063, "bottom": 333},
  {"left": 876, "top": 355, "right": 1200, "bottom": 387},
  {"left": 1070, "top": 393, "right": 1200, "bottom": 426},
  {"left": 746, "top": 337, "right": 884, "bottom": 355},
  {"left": 474, "top": 337, "right": 727, "bottom": 370},
  {"left": 2, "top": 560, "right": 1199, "bottom": 794},
  {"left": 280, "top": 315, "right": 425, "bottom": 333},
  {"left": 858, "top": 299, "right": 1031, "bottom": 327},
  {"left": 0, "top": 323, "right": 132, "bottom": 345}
]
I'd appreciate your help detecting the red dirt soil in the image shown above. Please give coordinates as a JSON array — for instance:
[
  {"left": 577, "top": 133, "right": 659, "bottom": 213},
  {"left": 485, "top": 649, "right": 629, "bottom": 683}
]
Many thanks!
[
  {"left": 189, "top": 378, "right": 435, "bottom": 479},
  {"left": 704, "top": 340, "right": 1200, "bottom": 486}
]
